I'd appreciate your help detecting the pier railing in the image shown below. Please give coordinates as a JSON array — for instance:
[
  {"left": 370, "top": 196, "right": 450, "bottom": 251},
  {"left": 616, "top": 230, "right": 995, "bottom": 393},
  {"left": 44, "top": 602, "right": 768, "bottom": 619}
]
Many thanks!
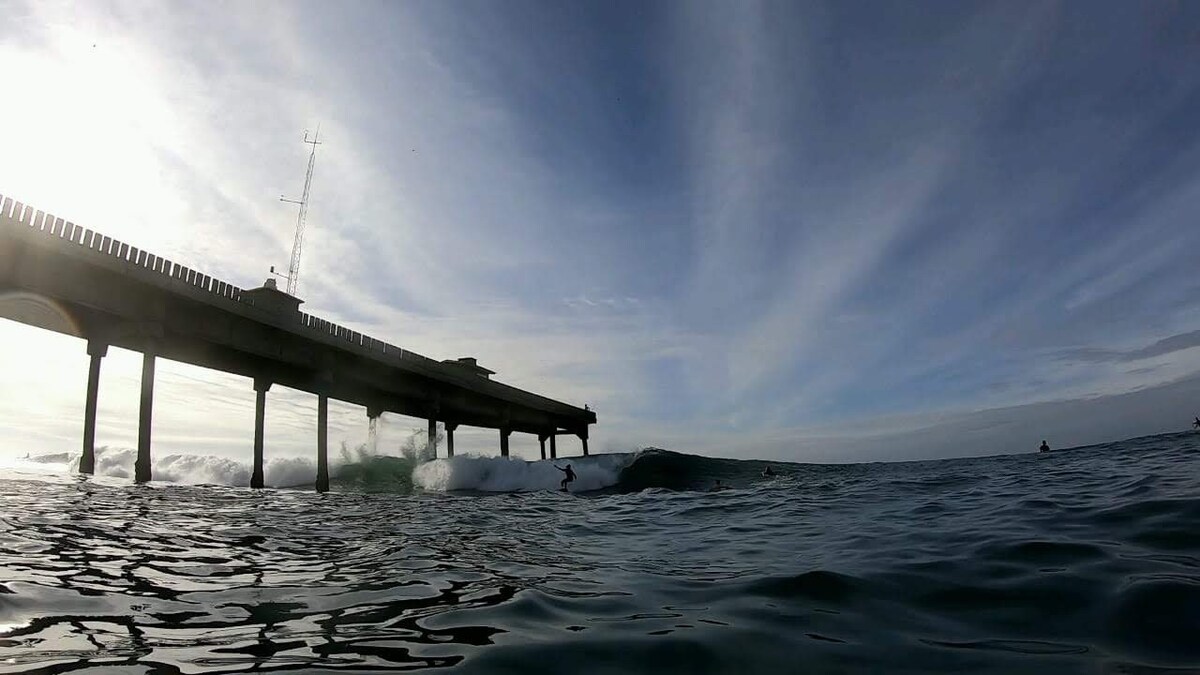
[{"left": 0, "top": 194, "right": 584, "bottom": 416}]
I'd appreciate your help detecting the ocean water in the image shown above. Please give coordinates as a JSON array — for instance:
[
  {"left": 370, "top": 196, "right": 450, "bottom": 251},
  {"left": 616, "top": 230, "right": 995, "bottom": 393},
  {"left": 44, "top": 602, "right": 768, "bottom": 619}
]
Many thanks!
[{"left": 2, "top": 432, "right": 1199, "bottom": 674}]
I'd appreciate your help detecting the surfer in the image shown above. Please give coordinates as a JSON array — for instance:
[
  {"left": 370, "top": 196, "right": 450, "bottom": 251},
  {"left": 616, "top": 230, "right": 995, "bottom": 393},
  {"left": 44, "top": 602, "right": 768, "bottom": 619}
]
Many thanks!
[
  {"left": 1193, "top": 416, "right": 1200, "bottom": 430},
  {"left": 555, "top": 464, "right": 576, "bottom": 491},
  {"left": 762, "top": 466, "right": 775, "bottom": 478},
  {"left": 1039, "top": 440, "right": 1050, "bottom": 453},
  {"left": 710, "top": 480, "right": 729, "bottom": 492}
]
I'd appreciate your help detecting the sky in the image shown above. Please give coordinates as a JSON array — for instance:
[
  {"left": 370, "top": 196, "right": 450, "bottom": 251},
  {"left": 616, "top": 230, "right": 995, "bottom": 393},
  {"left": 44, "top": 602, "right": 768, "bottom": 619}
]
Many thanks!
[{"left": 2, "top": 0, "right": 1200, "bottom": 467}]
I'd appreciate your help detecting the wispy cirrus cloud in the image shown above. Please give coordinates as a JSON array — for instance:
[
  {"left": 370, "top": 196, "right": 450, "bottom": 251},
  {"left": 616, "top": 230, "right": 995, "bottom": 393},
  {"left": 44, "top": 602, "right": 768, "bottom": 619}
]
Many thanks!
[
  {"left": 3, "top": 0, "right": 1200, "bottom": 464},
  {"left": 1063, "top": 330, "right": 1200, "bottom": 365}
]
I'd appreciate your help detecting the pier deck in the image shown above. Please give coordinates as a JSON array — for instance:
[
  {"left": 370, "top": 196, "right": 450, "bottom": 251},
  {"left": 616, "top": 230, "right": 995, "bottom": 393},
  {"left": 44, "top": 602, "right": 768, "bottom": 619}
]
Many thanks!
[{"left": 0, "top": 193, "right": 595, "bottom": 489}]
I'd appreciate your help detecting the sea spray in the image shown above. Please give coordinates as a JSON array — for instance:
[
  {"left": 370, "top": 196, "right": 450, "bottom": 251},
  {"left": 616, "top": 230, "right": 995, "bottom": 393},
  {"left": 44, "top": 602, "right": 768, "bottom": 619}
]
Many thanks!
[
  {"left": 367, "top": 415, "right": 379, "bottom": 454},
  {"left": 21, "top": 426, "right": 450, "bottom": 491},
  {"left": 335, "top": 441, "right": 419, "bottom": 492},
  {"left": 397, "top": 422, "right": 443, "bottom": 462},
  {"left": 26, "top": 447, "right": 309, "bottom": 487}
]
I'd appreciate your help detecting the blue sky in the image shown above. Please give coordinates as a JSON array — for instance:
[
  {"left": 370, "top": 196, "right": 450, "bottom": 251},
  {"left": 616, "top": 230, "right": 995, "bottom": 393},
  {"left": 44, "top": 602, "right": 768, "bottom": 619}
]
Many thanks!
[{"left": 2, "top": 0, "right": 1200, "bottom": 465}]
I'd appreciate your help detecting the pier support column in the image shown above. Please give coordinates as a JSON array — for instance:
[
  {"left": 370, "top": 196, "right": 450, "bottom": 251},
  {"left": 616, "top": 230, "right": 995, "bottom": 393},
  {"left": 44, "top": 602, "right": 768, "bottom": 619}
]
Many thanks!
[
  {"left": 135, "top": 351, "right": 155, "bottom": 483},
  {"left": 427, "top": 417, "right": 437, "bottom": 460},
  {"left": 251, "top": 378, "right": 271, "bottom": 489},
  {"left": 549, "top": 433, "right": 557, "bottom": 459},
  {"left": 366, "top": 405, "right": 383, "bottom": 456},
  {"left": 538, "top": 434, "right": 547, "bottom": 460},
  {"left": 500, "top": 428, "right": 511, "bottom": 458},
  {"left": 579, "top": 429, "right": 589, "bottom": 457},
  {"left": 315, "top": 394, "right": 329, "bottom": 493},
  {"left": 445, "top": 423, "right": 457, "bottom": 458},
  {"left": 80, "top": 341, "right": 108, "bottom": 475}
]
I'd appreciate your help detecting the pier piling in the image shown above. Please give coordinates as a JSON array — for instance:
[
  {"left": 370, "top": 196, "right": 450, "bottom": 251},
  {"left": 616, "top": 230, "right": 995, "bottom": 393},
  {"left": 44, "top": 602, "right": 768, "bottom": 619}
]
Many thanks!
[
  {"left": 135, "top": 351, "right": 155, "bottom": 483},
  {"left": 500, "top": 427, "right": 511, "bottom": 457},
  {"left": 316, "top": 394, "right": 329, "bottom": 492},
  {"left": 252, "top": 378, "right": 271, "bottom": 488},
  {"left": 446, "top": 423, "right": 456, "bottom": 458},
  {"left": 80, "top": 341, "right": 107, "bottom": 474},
  {"left": 538, "top": 433, "right": 547, "bottom": 460},
  {"left": 549, "top": 433, "right": 557, "bottom": 460}
]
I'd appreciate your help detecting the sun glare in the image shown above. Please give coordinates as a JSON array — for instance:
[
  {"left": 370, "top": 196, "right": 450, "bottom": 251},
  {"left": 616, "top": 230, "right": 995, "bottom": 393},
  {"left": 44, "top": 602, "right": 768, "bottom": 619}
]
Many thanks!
[{"left": 0, "top": 22, "right": 183, "bottom": 248}]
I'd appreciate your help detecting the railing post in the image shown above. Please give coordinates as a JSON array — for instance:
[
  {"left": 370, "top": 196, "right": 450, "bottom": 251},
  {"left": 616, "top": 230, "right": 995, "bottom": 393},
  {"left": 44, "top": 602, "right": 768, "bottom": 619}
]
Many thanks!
[{"left": 79, "top": 341, "right": 108, "bottom": 474}]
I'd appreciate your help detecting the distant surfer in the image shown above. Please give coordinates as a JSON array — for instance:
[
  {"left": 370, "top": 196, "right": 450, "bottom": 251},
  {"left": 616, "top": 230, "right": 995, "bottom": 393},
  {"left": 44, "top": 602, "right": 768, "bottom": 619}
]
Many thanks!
[
  {"left": 555, "top": 464, "right": 576, "bottom": 492},
  {"left": 1193, "top": 416, "right": 1200, "bottom": 430},
  {"left": 1039, "top": 440, "right": 1050, "bottom": 453},
  {"left": 710, "top": 480, "right": 729, "bottom": 492},
  {"left": 762, "top": 466, "right": 775, "bottom": 478}
]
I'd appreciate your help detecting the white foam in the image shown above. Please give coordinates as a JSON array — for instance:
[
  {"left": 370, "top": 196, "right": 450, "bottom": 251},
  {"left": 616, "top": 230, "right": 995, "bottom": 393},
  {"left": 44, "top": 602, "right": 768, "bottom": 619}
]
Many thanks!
[
  {"left": 25, "top": 446, "right": 325, "bottom": 488},
  {"left": 21, "top": 447, "right": 638, "bottom": 493},
  {"left": 0, "top": 453, "right": 73, "bottom": 476},
  {"left": 412, "top": 453, "right": 634, "bottom": 493}
]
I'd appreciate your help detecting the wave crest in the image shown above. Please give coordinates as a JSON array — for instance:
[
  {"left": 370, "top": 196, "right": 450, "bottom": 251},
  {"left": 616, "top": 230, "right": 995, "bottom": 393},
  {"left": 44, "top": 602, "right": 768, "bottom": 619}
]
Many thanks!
[
  {"left": 413, "top": 453, "right": 635, "bottom": 493},
  {"left": 21, "top": 446, "right": 791, "bottom": 494}
]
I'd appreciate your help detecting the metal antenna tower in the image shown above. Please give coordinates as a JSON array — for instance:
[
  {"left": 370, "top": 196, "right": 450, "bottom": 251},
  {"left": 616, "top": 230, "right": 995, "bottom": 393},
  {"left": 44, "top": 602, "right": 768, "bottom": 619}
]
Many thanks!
[{"left": 280, "top": 126, "right": 322, "bottom": 296}]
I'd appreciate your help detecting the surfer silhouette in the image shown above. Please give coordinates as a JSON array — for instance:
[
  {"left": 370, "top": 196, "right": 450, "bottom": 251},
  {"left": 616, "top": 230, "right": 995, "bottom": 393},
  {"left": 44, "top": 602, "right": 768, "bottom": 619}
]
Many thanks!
[
  {"left": 555, "top": 464, "right": 576, "bottom": 491},
  {"left": 1039, "top": 440, "right": 1050, "bottom": 453},
  {"left": 762, "top": 466, "right": 775, "bottom": 478},
  {"left": 1193, "top": 416, "right": 1200, "bottom": 430}
]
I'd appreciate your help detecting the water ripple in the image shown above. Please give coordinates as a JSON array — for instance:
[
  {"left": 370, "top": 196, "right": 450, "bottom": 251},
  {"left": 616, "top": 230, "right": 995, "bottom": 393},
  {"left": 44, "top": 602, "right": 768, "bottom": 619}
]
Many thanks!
[{"left": 2, "top": 432, "right": 1200, "bottom": 672}]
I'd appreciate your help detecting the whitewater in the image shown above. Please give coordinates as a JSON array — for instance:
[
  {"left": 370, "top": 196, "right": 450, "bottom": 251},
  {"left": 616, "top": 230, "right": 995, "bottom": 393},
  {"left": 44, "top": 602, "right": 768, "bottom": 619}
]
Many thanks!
[
  {"left": 2, "top": 432, "right": 1200, "bottom": 674},
  {"left": 15, "top": 445, "right": 640, "bottom": 492}
]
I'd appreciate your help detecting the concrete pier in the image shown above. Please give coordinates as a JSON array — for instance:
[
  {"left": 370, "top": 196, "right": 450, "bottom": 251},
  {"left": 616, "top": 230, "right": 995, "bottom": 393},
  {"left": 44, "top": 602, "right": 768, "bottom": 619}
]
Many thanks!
[
  {"left": 135, "top": 351, "right": 155, "bottom": 483},
  {"left": 0, "top": 192, "right": 596, "bottom": 491},
  {"left": 79, "top": 341, "right": 107, "bottom": 474},
  {"left": 316, "top": 394, "right": 329, "bottom": 492},
  {"left": 366, "top": 405, "right": 383, "bottom": 456},
  {"left": 252, "top": 379, "right": 270, "bottom": 488}
]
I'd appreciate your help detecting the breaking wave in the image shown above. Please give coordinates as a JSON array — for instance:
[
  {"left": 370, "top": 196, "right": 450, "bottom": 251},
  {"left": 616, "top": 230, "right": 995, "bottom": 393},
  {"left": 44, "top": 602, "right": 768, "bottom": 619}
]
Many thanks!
[
  {"left": 413, "top": 448, "right": 792, "bottom": 493},
  {"left": 21, "top": 447, "right": 796, "bottom": 495},
  {"left": 23, "top": 447, "right": 323, "bottom": 488},
  {"left": 413, "top": 453, "right": 636, "bottom": 492}
]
